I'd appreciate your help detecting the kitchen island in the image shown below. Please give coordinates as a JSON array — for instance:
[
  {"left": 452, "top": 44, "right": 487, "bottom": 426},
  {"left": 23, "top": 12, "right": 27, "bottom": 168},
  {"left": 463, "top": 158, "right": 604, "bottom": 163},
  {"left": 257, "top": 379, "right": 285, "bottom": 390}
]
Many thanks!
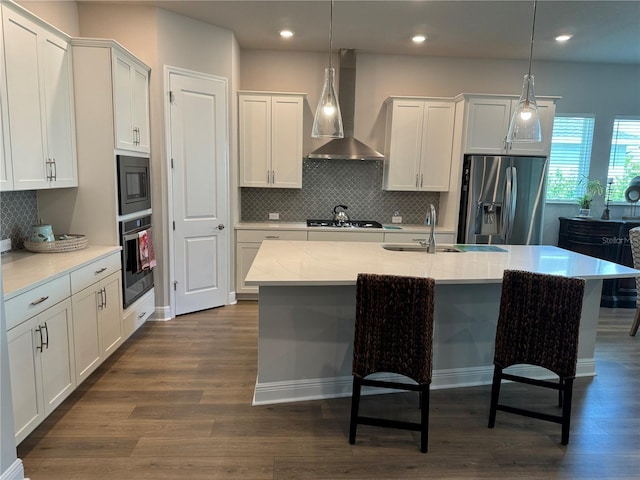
[{"left": 245, "top": 241, "right": 640, "bottom": 405}]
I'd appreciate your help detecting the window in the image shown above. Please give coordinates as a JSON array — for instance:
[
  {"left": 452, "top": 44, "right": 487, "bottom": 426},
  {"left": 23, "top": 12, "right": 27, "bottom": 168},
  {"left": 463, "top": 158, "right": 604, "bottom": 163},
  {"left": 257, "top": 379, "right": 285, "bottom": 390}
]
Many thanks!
[
  {"left": 546, "top": 116, "right": 595, "bottom": 201},
  {"left": 606, "top": 117, "right": 640, "bottom": 202}
]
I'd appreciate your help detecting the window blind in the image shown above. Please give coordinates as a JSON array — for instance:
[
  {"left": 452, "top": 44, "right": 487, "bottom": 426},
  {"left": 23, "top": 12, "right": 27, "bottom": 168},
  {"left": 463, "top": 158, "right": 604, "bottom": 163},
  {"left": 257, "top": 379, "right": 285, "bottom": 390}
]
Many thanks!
[
  {"left": 607, "top": 117, "right": 640, "bottom": 202},
  {"left": 547, "top": 116, "right": 595, "bottom": 201}
]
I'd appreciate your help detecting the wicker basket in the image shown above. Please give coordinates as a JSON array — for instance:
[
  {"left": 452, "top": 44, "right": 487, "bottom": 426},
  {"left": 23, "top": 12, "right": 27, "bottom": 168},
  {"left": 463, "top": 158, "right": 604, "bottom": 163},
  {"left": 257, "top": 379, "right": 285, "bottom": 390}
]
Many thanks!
[{"left": 24, "top": 234, "right": 88, "bottom": 253}]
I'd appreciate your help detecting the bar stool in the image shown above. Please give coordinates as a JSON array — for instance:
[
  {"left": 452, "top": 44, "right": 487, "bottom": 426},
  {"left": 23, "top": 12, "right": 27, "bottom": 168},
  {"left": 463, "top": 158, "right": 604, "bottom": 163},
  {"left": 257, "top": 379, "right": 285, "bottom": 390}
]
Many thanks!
[
  {"left": 488, "top": 269, "right": 585, "bottom": 445},
  {"left": 349, "top": 273, "right": 435, "bottom": 453},
  {"left": 628, "top": 226, "right": 640, "bottom": 336}
]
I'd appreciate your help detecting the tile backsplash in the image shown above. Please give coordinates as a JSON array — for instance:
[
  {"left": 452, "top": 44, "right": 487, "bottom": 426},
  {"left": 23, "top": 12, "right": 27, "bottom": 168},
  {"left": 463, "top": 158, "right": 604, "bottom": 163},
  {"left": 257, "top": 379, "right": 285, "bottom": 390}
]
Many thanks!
[
  {"left": 241, "top": 159, "right": 440, "bottom": 224},
  {"left": 0, "top": 190, "right": 38, "bottom": 250}
]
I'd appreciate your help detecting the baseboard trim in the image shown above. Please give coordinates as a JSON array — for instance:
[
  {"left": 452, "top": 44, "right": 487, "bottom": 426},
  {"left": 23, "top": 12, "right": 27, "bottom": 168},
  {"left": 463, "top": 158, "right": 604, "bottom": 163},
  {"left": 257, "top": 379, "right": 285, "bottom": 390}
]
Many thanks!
[
  {"left": 0, "top": 459, "right": 25, "bottom": 480},
  {"left": 252, "top": 359, "right": 597, "bottom": 405},
  {"left": 151, "top": 305, "right": 172, "bottom": 321}
]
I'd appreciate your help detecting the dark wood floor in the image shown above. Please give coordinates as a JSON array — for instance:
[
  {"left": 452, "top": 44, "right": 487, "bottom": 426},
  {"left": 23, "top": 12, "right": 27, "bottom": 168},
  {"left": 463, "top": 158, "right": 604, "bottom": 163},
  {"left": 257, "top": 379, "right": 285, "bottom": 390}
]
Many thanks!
[{"left": 18, "top": 302, "right": 640, "bottom": 479}]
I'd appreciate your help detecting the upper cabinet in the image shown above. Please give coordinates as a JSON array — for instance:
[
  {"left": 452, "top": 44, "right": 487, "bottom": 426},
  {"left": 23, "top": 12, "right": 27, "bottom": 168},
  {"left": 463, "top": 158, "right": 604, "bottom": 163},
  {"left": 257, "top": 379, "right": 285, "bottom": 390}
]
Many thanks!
[
  {"left": 113, "top": 50, "right": 150, "bottom": 153},
  {"left": 1, "top": 1, "right": 77, "bottom": 190},
  {"left": 463, "top": 95, "right": 558, "bottom": 156},
  {"left": 383, "top": 97, "right": 456, "bottom": 191},
  {"left": 239, "top": 92, "right": 305, "bottom": 188}
]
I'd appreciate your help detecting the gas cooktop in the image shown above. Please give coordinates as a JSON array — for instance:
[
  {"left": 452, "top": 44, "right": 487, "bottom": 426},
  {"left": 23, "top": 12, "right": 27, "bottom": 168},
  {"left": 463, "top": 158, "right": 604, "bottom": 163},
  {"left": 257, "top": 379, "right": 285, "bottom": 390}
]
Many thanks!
[{"left": 306, "top": 219, "right": 383, "bottom": 228}]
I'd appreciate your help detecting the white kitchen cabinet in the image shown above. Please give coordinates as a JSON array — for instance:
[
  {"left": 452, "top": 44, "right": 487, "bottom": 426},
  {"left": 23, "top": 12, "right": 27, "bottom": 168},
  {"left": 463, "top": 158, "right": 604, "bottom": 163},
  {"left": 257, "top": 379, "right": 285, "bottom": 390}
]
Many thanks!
[
  {"left": 123, "top": 287, "right": 154, "bottom": 340},
  {"left": 1, "top": 1, "right": 77, "bottom": 190},
  {"left": 0, "top": 22, "right": 13, "bottom": 192},
  {"left": 236, "top": 229, "right": 307, "bottom": 295},
  {"left": 113, "top": 49, "right": 150, "bottom": 153},
  {"left": 70, "top": 253, "right": 123, "bottom": 384},
  {"left": 39, "top": 39, "right": 153, "bottom": 248},
  {"left": 383, "top": 98, "right": 456, "bottom": 191},
  {"left": 8, "top": 298, "right": 75, "bottom": 444},
  {"left": 463, "top": 95, "right": 557, "bottom": 156},
  {"left": 239, "top": 92, "right": 305, "bottom": 188}
]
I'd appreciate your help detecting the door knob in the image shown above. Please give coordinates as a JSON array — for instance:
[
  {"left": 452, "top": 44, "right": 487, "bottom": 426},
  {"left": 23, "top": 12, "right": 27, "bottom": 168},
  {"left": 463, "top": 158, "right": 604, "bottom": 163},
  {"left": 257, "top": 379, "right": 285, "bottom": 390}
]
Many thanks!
[{"left": 217, "top": 224, "right": 225, "bottom": 230}]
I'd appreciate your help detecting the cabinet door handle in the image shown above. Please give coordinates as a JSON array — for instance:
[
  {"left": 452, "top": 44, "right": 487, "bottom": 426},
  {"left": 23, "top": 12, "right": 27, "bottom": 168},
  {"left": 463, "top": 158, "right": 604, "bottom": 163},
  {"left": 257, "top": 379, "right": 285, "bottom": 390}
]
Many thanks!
[
  {"left": 42, "top": 322, "right": 49, "bottom": 350},
  {"left": 415, "top": 174, "right": 419, "bottom": 188},
  {"left": 95, "top": 267, "right": 108, "bottom": 274},
  {"left": 97, "top": 289, "right": 103, "bottom": 310},
  {"left": 272, "top": 171, "right": 275, "bottom": 184},
  {"left": 420, "top": 173, "right": 424, "bottom": 188},
  {"left": 265, "top": 235, "right": 280, "bottom": 239},
  {"left": 30, "top": 296, "right": 49, "bottom": 306},
  {"left": 138, "top": 311, "right": 147, "bottom": 319},
  {"left": 35, "top": 325, "right": 44, "bottom": 352},
  {"left": 102, "top": 287, "right": 107, "bottom": 309},
  {"left": 52, "top": 159, "right": 57, "bottom": 181},
  {"left": 267, "top": 170, "right": 271, "bottom": 184}
]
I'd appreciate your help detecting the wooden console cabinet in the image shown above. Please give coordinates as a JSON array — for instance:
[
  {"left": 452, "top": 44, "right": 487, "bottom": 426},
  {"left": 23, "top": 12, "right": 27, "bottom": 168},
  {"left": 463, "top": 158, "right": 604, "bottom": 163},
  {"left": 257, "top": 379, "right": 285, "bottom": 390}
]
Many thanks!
[{"left": 558, "top": 217, "right": 640, "bottom": 308}]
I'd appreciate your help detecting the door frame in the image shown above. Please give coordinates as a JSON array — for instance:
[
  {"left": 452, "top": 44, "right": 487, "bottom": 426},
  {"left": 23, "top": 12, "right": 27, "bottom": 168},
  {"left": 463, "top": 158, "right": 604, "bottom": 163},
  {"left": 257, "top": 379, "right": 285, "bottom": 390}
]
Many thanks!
[{"left": 163, "top": 65, "right": 234, "bottom": 319}]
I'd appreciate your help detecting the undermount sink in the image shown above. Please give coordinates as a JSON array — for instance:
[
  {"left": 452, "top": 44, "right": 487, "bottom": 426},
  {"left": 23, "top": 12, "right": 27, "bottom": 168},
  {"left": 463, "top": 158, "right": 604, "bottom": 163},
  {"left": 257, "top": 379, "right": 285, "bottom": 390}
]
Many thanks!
[{"left": 381, "top": 244, "right": 463, "bottom": 253}]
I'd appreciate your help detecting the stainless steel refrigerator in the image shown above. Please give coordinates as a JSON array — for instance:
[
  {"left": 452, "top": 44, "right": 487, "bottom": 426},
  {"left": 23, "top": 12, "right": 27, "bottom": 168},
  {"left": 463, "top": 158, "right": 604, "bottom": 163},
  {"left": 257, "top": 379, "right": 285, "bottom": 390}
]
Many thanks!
[{"left": 457, "top": 155, "right": 548, "bottom": 245}]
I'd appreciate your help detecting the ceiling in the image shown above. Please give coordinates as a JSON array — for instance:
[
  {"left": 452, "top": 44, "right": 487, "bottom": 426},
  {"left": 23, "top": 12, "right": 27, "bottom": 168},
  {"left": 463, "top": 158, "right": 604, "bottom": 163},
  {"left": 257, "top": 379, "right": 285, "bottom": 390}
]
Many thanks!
[{"left": 117, "top": 0, "right": 640, "bottom": 64}]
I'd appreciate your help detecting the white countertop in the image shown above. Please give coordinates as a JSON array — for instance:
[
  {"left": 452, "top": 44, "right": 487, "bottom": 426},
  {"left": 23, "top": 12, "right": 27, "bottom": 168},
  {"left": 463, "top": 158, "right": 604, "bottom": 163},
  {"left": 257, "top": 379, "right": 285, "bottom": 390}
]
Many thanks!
[
  {"left": 235, "top": 221, "right": 454, "bottom": 234},
  {"left": 245, "top": 241, "right": 640, "bottom": 286},
  {"left": 2, "top": 246, "right": 121, "bottom": 299}
]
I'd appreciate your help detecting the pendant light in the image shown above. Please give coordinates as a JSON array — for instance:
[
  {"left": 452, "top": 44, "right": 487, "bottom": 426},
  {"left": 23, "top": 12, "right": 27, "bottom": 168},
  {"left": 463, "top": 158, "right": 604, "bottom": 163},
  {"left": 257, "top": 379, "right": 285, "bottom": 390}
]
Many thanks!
[
  {"left": 507, "top": 0, "right": 541, "bottom": 143},
  {"left": 312, "top": 0, "right": 344, "bottom": 138}
]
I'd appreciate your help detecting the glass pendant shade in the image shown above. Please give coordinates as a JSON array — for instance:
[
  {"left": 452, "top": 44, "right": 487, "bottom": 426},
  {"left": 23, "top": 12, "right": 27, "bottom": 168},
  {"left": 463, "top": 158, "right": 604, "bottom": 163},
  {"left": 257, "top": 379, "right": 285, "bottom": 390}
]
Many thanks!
[
  {"left": 507, "top": 73, "right": 541, "bottom": 143},
  {"left": 312, "top": 67, "right": 344, "bottom": 138}
]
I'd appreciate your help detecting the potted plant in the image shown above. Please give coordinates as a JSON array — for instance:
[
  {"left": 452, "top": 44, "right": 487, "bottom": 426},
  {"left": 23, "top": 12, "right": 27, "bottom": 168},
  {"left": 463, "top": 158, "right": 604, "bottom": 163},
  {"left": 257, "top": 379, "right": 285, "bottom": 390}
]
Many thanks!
[{"left": 577, "top": 178, "right": 604, "bottom": 217}]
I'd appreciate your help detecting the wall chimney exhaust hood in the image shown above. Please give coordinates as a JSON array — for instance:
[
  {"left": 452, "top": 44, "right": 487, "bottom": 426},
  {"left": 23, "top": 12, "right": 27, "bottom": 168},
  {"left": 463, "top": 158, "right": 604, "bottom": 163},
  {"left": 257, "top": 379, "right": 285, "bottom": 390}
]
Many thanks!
[{"left": 307, "top": 50, "right": 384, "bottom": 160}]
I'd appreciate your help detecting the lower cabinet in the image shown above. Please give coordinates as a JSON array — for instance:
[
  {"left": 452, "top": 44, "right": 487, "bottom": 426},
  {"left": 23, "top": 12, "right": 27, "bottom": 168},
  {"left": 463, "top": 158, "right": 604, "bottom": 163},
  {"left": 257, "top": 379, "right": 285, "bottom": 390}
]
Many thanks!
[
  {"left": 7, "top": 250, "right": 125, "bottom": 444},
  {"left": 236, "top": 229, "right": 307, "bottom": 295},
  {"left": 72, "top": 271, "right": 122, "bottom": 384},
  {"left": 8, "top": 298, "right": 75, "bottom": 444}
]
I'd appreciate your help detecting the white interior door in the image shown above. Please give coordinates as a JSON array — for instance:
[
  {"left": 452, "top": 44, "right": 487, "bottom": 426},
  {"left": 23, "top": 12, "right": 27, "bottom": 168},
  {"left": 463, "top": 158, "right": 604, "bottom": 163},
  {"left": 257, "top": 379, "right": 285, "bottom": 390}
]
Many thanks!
[{"left": 168, "top": 70, "right": 229, "bottom": 315}]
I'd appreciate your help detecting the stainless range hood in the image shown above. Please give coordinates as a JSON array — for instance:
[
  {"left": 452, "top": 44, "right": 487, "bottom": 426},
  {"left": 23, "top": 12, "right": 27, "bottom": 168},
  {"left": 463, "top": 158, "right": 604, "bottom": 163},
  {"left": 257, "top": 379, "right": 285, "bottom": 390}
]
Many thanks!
[{"left": 307, "top": 50, "right": 384, "bottom": 160}]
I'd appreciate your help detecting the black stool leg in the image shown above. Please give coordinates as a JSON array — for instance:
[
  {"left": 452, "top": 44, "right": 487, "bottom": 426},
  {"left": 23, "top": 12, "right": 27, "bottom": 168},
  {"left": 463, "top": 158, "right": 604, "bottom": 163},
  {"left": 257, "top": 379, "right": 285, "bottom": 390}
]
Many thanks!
[
  {"left": 488, "top": 365, "right": 502, "bottom": 428},
  {"left": 349, "top": 377, "right": 362, "bottom": 445},
  {"left": 561, "top": 378, "right": 574, "bottom": 445},
  {"left": 420, "top": 385, "right": 430, "bottom": 453},
  {"left": 558, "top": 378, "right": 564, "bottom": 408}
]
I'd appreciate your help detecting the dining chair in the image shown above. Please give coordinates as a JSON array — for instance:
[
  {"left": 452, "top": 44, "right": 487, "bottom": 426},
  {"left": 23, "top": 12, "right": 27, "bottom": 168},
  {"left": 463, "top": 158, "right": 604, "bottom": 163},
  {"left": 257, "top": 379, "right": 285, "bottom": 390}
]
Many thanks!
[
  {"left": 628, "top": 226, "right": 640, "bottom": 336},
  {"left": 349, "top": 273, "right": 435, "bottom": 453},
  {"left": 488, "top": 269, "right": 585, "bottom": 445}
]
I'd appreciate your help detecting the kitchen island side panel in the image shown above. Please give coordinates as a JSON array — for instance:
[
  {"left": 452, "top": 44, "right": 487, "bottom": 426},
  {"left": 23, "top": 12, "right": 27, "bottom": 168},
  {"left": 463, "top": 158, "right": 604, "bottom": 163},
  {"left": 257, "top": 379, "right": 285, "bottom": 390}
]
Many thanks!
[{"left": 253, "top": 279, "right": 601, "bottom": 405}]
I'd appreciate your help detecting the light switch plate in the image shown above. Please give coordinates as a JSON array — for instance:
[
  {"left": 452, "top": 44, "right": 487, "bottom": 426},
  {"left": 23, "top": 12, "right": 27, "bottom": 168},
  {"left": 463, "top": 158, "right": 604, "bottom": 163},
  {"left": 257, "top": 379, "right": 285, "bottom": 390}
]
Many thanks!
[
  {"left": 392, "top": 215, "right": 402, "bottom": 224},
  {"left": 268, "top": 212, "right": 280, "bottom": 220},
  {"left": 0, "top": 238, "right": 11, "bottom": 254}
]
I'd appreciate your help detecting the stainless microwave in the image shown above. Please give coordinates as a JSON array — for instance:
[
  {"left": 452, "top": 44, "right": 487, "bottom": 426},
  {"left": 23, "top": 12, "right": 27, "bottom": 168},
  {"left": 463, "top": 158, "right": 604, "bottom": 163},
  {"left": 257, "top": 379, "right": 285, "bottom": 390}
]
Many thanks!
[{"left": 117, "top": 155, "right": 151, "bottom": 215}]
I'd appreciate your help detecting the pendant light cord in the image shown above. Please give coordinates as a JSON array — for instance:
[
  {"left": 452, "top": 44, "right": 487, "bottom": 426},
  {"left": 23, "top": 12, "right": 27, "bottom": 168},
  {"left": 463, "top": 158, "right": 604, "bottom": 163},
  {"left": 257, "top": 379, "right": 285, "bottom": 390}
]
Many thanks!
[
  {"left": 527, "top": 0, "right": 537, "bottom": 76},
  {"left": 328, "top": 0, "right": 334, "bottom": 69}
]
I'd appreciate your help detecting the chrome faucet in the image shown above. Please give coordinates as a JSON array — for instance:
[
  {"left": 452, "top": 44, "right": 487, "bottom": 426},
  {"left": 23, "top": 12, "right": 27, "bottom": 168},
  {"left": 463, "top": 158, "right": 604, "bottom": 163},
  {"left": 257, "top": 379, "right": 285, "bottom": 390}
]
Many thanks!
[{"left": 423, "top": 204, "right": 437, "bottom": 254}]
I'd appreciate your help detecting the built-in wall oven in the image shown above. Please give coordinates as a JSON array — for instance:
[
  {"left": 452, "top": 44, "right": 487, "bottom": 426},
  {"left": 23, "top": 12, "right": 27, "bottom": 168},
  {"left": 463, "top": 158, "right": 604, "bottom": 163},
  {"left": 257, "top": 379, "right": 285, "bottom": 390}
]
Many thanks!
[{"left": 120, "top": 214, "right": 154, "bottom": 308}]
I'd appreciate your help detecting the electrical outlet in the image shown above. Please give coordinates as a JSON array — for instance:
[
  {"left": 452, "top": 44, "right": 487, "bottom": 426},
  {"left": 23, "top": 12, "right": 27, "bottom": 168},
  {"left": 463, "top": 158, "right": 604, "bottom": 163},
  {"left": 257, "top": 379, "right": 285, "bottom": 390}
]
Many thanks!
[
  {"left": 392, "top": 215, "right": 402, "bottom": 224},
  {"left": 268, "top": 212, "right": 280, "bottom": 220},
  {"left": 0, "top": 238, "right": 11, "bottom": 254}
]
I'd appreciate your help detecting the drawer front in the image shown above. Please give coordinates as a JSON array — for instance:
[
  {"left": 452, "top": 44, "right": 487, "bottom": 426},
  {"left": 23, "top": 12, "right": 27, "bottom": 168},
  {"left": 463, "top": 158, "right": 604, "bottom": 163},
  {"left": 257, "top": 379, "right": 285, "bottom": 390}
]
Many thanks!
[
  {"left": 308, "top": 231, "right": 384, "bottom": 242},
  {"left": 236, "top": 230, "right": 307, "bottom": 242},
  {"left": 70, "top": 253, "right": 121, "bottom": 294},
  {"left": 123, "top": 287, "right": 154, "bottom": 339},
  {"left": 5, "top": 275, "right": 70, "bottom": 330}
]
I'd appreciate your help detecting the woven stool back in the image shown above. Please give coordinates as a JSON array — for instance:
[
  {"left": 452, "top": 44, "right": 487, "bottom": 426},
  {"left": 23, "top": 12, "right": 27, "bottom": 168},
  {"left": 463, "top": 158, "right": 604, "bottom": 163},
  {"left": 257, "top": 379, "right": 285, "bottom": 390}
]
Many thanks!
[{"left": 494, "top": 269, "right": 585, "bottom": 379}]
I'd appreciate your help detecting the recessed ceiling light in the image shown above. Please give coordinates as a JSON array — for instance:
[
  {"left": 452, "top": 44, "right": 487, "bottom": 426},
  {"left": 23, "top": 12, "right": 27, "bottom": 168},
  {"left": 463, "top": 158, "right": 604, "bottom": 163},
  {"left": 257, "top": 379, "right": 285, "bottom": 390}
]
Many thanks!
[
  {"left": 280, "top": 30, "right": 294, "bottom": 38},
  {"left": 412, "top": 35, "right": 427, "bottom": 44},
  {"left": 555, "top": 34, "right": 573, "bottom": 42}
]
